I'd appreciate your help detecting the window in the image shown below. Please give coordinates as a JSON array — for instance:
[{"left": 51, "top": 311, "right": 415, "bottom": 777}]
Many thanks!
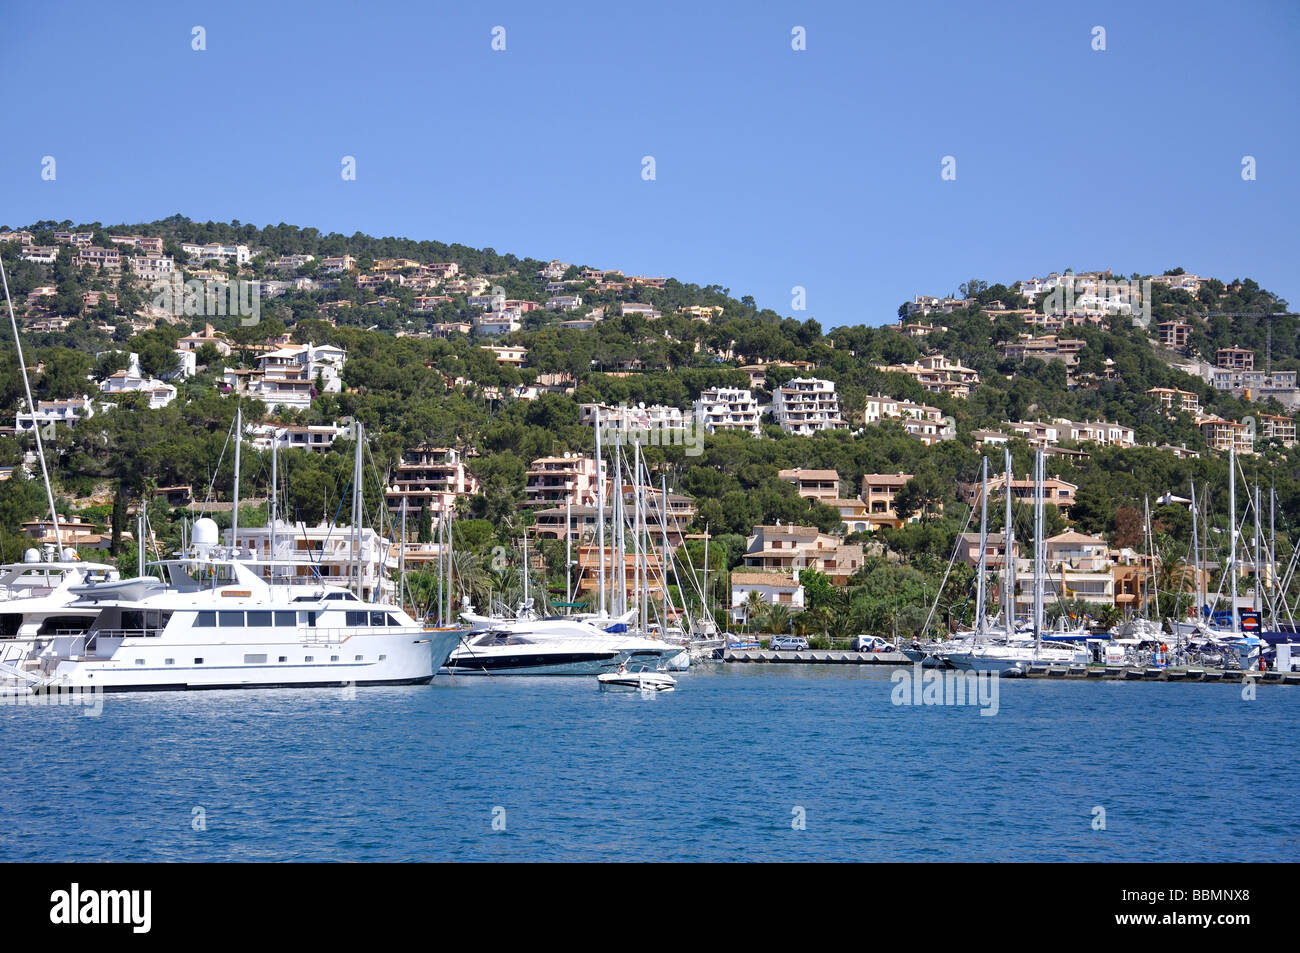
[
  {"left": 219, "top": 611, "right": 244, "bottom": 627},
  {"left": 379, "top": 655, "right": 386, "bottom": 661},
  {"left": 278, "top": 656, "right": 287, "bottom": 663},
  {"left": 194, "top": 658, "right": 204, "bottom": 665},
  {"left": 135, "top": 659, "right": 145, "bottom": 665},
  {"left": 304, "top": 655, "right": 314, "bottom": 662},
  {"left": 346, "top": 611, "right": 366, "bottom": 626},
  {"left": 165, "top": 658, "right": 174, "bottom": 665},
  {"left": 274, "top": 611, "right": 296, "bottom": 627},
  {"left": 195, "top": 611, "right": 216, "bottom": 627},
  {"left": 370, "top": 612, "right": 385, "bottom": 627},
  {"left": 354, "top": 655, "right": 363, "bottom": 661},
  {"left": 298, "top": 611, "right": 316, "bottom": 626},
  {"left": 330, "top": 655, "right": 339, "bottom": 662},
  {"left": 243, "top": 654, "right": 267, "bottom": 664},
  {"left": 247, "top": 611, "right": 272, "bottom": 627}
]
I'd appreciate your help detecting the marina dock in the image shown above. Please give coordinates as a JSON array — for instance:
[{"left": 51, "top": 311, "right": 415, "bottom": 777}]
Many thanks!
[{"left": 721, "top": 650, "right": 1300, "bottom": 684}]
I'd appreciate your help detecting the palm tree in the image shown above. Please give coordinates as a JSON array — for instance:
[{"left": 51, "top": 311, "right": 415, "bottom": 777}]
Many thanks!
[
  {"left": 452, "top": 550, "right": 491, "bottom": 610},
  {"left": 764, "top": 604, "right": 791, "bottom": 636},
  {"left": 743, "top": 590, "right": 764, "bottom": 634}
]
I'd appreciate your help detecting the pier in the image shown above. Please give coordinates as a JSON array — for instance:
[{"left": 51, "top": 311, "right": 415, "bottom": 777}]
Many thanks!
[{"left": 720, "top": 650, "right": 1300, "bottom": 684}]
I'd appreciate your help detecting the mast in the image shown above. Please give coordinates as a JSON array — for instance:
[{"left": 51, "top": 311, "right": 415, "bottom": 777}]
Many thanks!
[
  {"left": 400, "top": 495, "right": 407, "bottom": 615},
  {"left": 613, "top": 441, "right": 625, "bottom": 615},
  {"left": 565, "top": 497, "right": 572, "bottom": 610},
  {"left": 1033, "top": 450, "right": 1044, "bottom": 650},
  {"left": 1004, "top": 448, "right": 1014, "bottom": 640},
  {"left": 1, "top": 254, "right": 61, "bottom": 549},
  {"left": 974, "top": 457, "right": 988, "bottom": 641},
  {"left": 660, "top": 473, "right": 671, "bottom": 633},
  {"left": 1190, "top": 480, "right": 1201, "bottom": 624},
  {"left": 232, "top": 405, "right": 242, "bottom": 551},
  {"left": 522, "top": 531, "right": 530, "bottom": 611},
  {"left": 270, "top": 427, "right": 278, "bottom": 582},
  {"left": 1229, "top": 444, "right": 1239, "bottom": 631},
  {"left": 703, "top": 522, "right": 711, "bottom": 630},
  {"left": 446, "top": 505, "right": 454, "bottom": 623},
  {"left": 595, "top": 408, "right": 607, "bottom": 617},
  {"left": 350, "top": 421, "right": 363, "bottom": 598}
]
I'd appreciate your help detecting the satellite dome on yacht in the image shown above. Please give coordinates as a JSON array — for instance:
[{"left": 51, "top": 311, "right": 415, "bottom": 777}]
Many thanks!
[
  {"left": 192, "top": 517, "right": 219, "bottom": 551},
  {"left": 23, "top": 548, "right": 40, "bottom": 563}
]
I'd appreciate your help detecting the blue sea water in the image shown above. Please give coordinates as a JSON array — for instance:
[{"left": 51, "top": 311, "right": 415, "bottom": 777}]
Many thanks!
[{"left": 0, "top": 665, "right": 1295, "bottom": 862}]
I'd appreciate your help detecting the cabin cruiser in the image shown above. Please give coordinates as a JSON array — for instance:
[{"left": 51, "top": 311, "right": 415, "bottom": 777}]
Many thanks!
[
  {"left": 0, "top": 520, "right": 463, "bottom": 693},
  {"left": 444, "top": 607, "right": 686, "bottom": 675},
  {"left": 597, "top": 663, "right": 676, "bottom": 692}
]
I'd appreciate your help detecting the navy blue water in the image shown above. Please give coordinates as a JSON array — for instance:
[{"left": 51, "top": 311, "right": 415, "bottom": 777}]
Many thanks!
[{"left": 1, "top": 666, "right": 1295, "bottom": 861}]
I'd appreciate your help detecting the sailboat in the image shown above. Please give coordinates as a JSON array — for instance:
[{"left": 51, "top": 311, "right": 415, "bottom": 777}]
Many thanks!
[{"left": 947, "top": 451, "right": 1090, "bottom": 674}]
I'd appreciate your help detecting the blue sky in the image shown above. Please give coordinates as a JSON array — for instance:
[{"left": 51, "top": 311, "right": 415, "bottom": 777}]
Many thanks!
[{"left": 3, "top": 0, "right": 1297, "bottom": 327}]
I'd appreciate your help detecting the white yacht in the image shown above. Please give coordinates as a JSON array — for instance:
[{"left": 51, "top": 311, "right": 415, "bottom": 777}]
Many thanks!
[
  {"left": 0, "top": 548, "right": 120, "bottom": 678},
  {"left": 444, "top": 610, "right": 685, "bottom": 676},
  {"left": 2, "top": 519, "right": 462, "bottom": 693}
]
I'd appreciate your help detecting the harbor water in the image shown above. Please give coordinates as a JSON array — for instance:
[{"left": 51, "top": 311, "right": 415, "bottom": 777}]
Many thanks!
[{"left": 0, "top": 665, "right": 1295, "bottom": 862}]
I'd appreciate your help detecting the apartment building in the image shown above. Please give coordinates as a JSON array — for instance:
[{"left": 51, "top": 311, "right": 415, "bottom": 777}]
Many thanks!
[
  {"left": 247, "top": 422, "right": 351, "bottom": 454},
  {"left": 98, "top": 369, "right": 177, "bottom": 409},
  {"left": 1147, "top": 387, "right": 1201, "bottom": 416},
  {"left": 860, "top": 473, "right": 913, "bottom": 531},
  {"left": 1156, "top": 320, "right": 1191, "bottom": 349},
  {"left": 385, "top": 447, "right": 480, "bottom": 519},
  {"left": 876, "top": 355, "right": 980, "bottom": 399},
  {"left": 729, "top": 571, "right": 805, "bottom": 623},
  {"left": 180, "top": 242, "right": 251, "bottom": 265},
  {"left": 523, "top": 454, "right": 602, "bottom": 508},
  {"left": 741, "top": 525, "right": 864, "bottom": 584},
  {"left": 863, "top": 394, "right": 954, "bottom": 445},
  {"left": 1198, "top": 416, "right": 1254, "bottom": 454},
  {"left": 77, "top": 246, "right": 120, "bottom": 271},
  {"left": 771, "top": 378, "right": 844, "bottom": 435},
  {"left": 1256, "top": 413, "right": 1297, "bottom": 447},
  {"left": 693, "top": 387, "right": 762, "bottom": 436},
  {"left": 1216, "top": 346, "right": 1254, "bottom": 371},
  {"left": 15, "top": 396, "right": 96, "bottom": 432},
  {"left": 962, "top": 473, "right": 1078, "bottom": 510},
  {"left": 778, "top": 468, "right": 840, "bottom": 502}
]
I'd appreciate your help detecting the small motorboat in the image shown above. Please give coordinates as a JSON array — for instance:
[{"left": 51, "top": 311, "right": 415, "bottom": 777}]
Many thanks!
[{"left": 596, "top": 664, "right": 676, "bottom": 693}]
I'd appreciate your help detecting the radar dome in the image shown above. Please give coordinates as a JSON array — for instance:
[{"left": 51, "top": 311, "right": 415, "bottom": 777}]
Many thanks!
[
  {"left": 23, "top": 548, "right": 40, "bottom": 563},
  {"left": 192, "top": 518, "right": 219, "bottom": 547}
]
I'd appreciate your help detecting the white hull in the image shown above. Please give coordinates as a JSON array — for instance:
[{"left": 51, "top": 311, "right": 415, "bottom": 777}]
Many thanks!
[{"left": 35, "top": 627, "right": 462, "bottom": 692}]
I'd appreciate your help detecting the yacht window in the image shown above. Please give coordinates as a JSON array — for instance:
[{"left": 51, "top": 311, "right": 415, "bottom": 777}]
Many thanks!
[
  {"left": 194, "top": 658, "right": 204, "bottom": 664},
  {"left": 387, "top": 614, "right": 402, "bottom": 626},
  {"left": 278, "top": 656, "right": 287, "bottom": 663},
  {"left": 370, "top": 612, "right": 385, "bottom": 627},
  {"left": 330, "top": 655, "right": 339, "bottom": 662},
  {"left": 379, "top": 654, "right": 387, "bottom": 661},
  {"left": 195, "top": 611, "right": 216, "bottom": 627},
  {"left": 274, "top": 611, "right": 296, "bottom": 627},
  {"left": 165, "top": 658, "right": 174, "bottom": 665},
  {"left": 247, "top": 611, "right": 272, "bottom": 627},
  {"left": 298, "top": 611, "right": 316, "bottom": 626},
  {"left": 346, "top": 611, "right": 366, "bottom": 626},
  {"left": 355, "top": 655, "right": 363, "bottom": 661},
  {"left": 135, "top": 659, "right": 145, "bottom": 665},
  {"left": 243, "top": 654, "right": 267, "bottom": 664},
  {"left": 304, "top": 655, "right": 314, "bottom": 662},
  {"left": 219, "top": 611, "right": 244, "bottom": 627}
]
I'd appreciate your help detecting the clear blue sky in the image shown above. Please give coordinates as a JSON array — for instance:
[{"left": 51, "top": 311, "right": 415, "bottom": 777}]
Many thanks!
[{"left": 3, "top": 0, "right": 1297, "bottom": 327}]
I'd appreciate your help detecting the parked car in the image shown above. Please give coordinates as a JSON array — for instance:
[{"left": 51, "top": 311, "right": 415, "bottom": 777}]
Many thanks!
[
  {"left": 853, "top": 635, "right": 897, "bottom": 653},
  {"left": 771, "top": 635, "right": 809, "bottom": 651}
]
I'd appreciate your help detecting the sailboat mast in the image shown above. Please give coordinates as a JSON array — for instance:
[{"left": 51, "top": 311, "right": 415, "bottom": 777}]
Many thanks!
[
  {"left": 1, "top": 254, "right": 61, "bottom": 548},
  {"left": 975, "top": 457, "right": 988, "bottom": 639},
  {"left": 1190, "top": 480, "right": 1201, "bottom": 619},
  {"left": 595, "top": 408, "right": 606, "bottom": 617},
  {"left": 1004, "top": 448, "right": 1014, "bottom": 639},
  {"left": 232, "top": 405, "right": 242, "bottom": 551},
  {"left": 565, "top": 497, "right": 572, "bottom": 610},
  {"left": 661, "top": 473, "right": 671, "bottom": 633},
  {"left": 1229, "top": 445, "right": 1239, "bottom": 631},
  {"left": 1033, "top": 450, "right": 1044, "bottom": 649},
  {"left": 351, "top": 421, "right": 363, "bottom": 599},
  {"left": 270, "top": 427, "right": 278, "bottom": 583}
]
